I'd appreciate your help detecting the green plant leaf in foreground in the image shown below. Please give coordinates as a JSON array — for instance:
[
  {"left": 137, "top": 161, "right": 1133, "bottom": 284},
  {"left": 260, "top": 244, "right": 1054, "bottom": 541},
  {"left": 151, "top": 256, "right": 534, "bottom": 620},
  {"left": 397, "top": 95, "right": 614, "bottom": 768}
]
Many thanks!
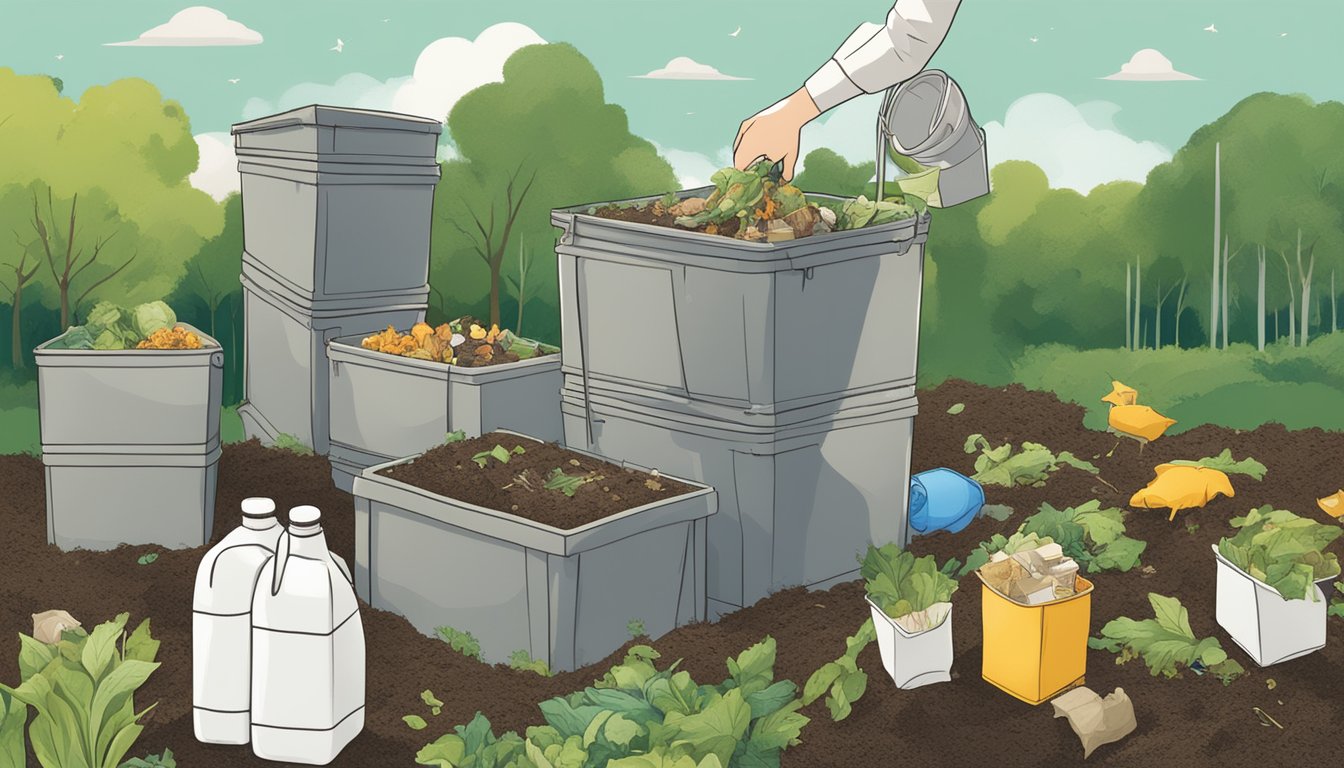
[
  {"left": 1170, "top": 449, "right": 1267, "bottom": 481},
  {"left": 1217, "top": 506, "right": 1342, "bottom": 601},
  {"left": 0, "top": 686, "right": 26, "bottom": 768},
  {"left": 1329, "top": 583, "right": 1344, "bottom": 620},
  {"left": 802, "top": 619, "right": 876, "bottom": 722},
  {"left": 1089, "top": 593, "right": 1244, "bottom": 683},
  {"left": 117, "top": 748, "right": 175, "bottom": 768}
]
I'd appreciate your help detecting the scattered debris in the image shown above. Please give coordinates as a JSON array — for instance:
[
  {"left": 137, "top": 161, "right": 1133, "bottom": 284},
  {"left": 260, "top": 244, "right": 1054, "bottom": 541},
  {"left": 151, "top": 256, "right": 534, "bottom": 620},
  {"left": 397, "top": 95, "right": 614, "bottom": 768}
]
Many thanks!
[
  {"left": 1318, "top": 490, "right": 1344, "bottom": 519},
  {"left": 1051, "top": 686, "right": 1138, "bottom": 758},
  {"left": 31, "top": 609, "right": 81, "bottom": 644},
  {"left": 947, "top": 402, "right": 966, "bottom": 415},
  {"left": 1266, "top": 679, "right": 1277, "bottom": 690},
  {"left": 981, "top": 504, "right": 1014, "bottom": 522},
  {"left": 1252, "top": 706, "right": 1283, "bottom": 729},
  {"left": 137, "top": 552, "right": 159, "bottom": 565}
]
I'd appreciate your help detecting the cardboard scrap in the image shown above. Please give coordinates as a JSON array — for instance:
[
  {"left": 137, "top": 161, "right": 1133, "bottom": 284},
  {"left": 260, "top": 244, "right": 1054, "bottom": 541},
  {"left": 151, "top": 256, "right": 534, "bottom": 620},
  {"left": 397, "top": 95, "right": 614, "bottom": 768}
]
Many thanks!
[
  {"left": 32, "top": 609, "right": 81, "bottom": 645},
  {"left": 1051, "top": 686, "right": 1137, "bottom": 758},
  {"left": 979, "top": 543, "right": 1080, "bottom": 606}
]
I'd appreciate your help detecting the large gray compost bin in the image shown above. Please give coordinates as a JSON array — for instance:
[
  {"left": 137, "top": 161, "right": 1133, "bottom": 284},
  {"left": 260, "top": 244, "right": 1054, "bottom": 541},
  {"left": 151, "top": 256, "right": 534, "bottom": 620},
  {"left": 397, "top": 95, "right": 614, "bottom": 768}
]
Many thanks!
[
  {"left": 551, "top": 192, "right": 928, "bottom": 411},
  {"left": 350, "top": 432, "right": 716, "bottom": 671},
  {"left": 35, "top": 324, "right": 223, "bottom": 550},
  {"left": 326, "top": 333, "right": 563, "bottom": 492},
  {"left": 562, "top": 380, "right": 918, "bottom": 619},
  {"left": 231, "top": 105, "right": 442, "bottom": 305},
  {"left": 237, "top": 269, "right": 425, "bottom": 452}
]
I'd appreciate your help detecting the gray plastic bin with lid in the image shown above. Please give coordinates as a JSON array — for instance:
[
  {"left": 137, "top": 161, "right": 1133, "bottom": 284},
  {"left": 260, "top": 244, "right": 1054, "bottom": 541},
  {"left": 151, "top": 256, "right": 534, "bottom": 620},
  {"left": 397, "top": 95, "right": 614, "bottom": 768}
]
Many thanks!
[
  {"left": 350, "top": 431, "right": 716, "bottom": 672},
  {"left": 326, "top": 333, "right": 563, "bottom": 492},
  {"left": 35, "top": 324, "right": 223, "bottom": 452},
  {"left": 551, "top": 193, "right": 927, "bottom": 412},
  {"left": 877, "top": 69, "right": 990, "bottom": 208},
  {"left": 231, "top": 105, "right": 442, "bottom": 304},
  {"left": 43, "top": 442, "right": 221, "bottom": 551},
  {"left": 237, "top": 269, "right": 425, "bottom": 453},
  {"left": 561, "top": 385, "right": 918, "bottom": 618}
]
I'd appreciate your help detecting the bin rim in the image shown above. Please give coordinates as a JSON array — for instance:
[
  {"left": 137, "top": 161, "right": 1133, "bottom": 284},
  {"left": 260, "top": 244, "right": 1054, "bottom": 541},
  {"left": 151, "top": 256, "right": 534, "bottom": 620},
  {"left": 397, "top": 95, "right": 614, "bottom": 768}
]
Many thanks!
[
  {"left": 975, "top": 571, "right": 1095, "bottom": 606},
  {"left": 327, "top": 330, "right": 560, "bottom": 375},
  {"left": 35, "top": 322, "right": 221, "bottom": 357}
]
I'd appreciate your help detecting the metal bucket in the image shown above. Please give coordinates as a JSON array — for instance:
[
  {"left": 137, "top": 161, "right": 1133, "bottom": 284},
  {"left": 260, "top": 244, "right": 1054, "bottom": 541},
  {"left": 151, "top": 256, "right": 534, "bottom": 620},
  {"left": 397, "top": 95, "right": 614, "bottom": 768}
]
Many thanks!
[{"left": 877, "top": 70, "right": 990, "bottom": 208}]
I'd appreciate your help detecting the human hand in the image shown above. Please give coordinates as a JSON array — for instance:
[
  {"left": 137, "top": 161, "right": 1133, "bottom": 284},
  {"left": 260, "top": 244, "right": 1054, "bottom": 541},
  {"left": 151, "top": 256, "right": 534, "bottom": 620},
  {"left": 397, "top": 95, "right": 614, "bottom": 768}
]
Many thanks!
[{"left": 732, "top": 87, "right": 821, "bottom": 181}]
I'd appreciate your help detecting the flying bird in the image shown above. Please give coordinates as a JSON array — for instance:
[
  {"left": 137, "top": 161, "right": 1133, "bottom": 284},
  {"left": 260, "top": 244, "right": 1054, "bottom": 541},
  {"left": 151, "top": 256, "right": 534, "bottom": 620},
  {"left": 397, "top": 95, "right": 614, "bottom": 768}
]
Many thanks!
[
  {"left": 331, "top": 38, "right": 344, "bottom": 53},
  {"left": 1280, "top": 32, "right": 1288, "bottom": 37},
  {"left": 730, "top": 26, "right": 741, "bottom": 37},
  {"left": 1204, "top": 24, "right": 1217, "bottom": 33},
  {"left": 1030, "top": 36, "right": 1038, "bottom": 43},
  {"left": 227, "top": 78, "right": 240, "bottom": 84},
  {"left": 382, "top": 18, "right": 390, "bottom": 23},
  {"left": 55, "top": 54, "right": 64, "bottom": 60}
]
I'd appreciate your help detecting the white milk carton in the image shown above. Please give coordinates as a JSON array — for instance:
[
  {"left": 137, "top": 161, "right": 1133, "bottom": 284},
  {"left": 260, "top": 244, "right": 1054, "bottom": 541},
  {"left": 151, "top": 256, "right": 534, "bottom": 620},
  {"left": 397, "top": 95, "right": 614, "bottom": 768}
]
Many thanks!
[
  {"left": 251, "top": 505, "right": 365, "bottom": 763},
  {"left": 193, "top": 497, "right": 284, "bottom": 744}
]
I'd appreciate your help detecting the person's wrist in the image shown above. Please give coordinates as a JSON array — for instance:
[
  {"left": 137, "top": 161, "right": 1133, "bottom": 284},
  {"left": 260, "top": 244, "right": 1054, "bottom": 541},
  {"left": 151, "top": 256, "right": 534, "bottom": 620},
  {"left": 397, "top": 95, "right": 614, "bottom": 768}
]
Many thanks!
[{"left": 788, "top": 87, "right": 822, "bottom": 124}]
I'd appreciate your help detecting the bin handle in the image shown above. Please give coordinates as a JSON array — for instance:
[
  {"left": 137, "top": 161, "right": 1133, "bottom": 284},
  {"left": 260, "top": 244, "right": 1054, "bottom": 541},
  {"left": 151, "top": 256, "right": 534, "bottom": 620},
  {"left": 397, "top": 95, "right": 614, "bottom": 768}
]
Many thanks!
[{"left": 211, "top": 351, "right": 225, "bottom": 369}]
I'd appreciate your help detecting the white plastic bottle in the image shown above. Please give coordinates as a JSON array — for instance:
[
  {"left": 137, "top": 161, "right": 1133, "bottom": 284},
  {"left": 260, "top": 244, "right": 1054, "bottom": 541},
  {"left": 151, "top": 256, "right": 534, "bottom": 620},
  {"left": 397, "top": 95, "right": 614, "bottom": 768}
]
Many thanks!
[
  {"left": 251, "top": 505, "right": 365, "bottom": 764},
  {"left": 193, "top": 497, "right": 284, "bottom": 744}
]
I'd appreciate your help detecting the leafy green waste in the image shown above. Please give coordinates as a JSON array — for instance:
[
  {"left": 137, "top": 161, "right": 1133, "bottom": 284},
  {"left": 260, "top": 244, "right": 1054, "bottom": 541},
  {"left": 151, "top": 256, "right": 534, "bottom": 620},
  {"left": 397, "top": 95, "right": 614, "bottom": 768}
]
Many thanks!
[
  {"left": 1329, "top": 583, "right": 1344, "bottom": 620},
  {"left": 836, "top": 195, "right": 915, "bottom": 231},
  {"left": 544, "top": 468, "right": 596, "bottom": 498},
  {"left": 1216, "top": 505, "right": 1342, "bottom": 601},
  {"left": 980, "top": 504, "right": 1014, "bottom": 522},
  {"left": 444, "top": 430, "right": 467, "bottom": 444},
  {"left": 627, "top": 619, "right": 647, "bottom": 639},
  {"left": 946, "top": 403, "right": 966, "bottom": 415},
  {"left": 117, "top": 749, "right": 175, "bottom": 768},
  {"left": 422, "top": 690, "right": 445, "bottom": 717},
  {"left": 509, "top": 651, "right": 552, "bottom": 678},
  {"left": 962, "top": 434, "right": 1099, "bottom": 488},
  {"left": 1089, "top": 593, "right": 1244, "bottom": 684},
  {"left": 801, "top": 620, "right": 876, "bottom": 723},
  {"left": 959, "top": 501, "right": 1146, "bottom": 577},
  {"left": 472, "top": 444, "right": 523, "bottom": 468},
  {"left": 405, "top": 715, "right": 429, "bottom": 731},
  {"left": 1169, "top": 449, "right": 1267, "bottom": 481},
  {"left": 860, "top": 544, "right": 959, "bottom": 625},
  {"left": 0, "top": 612, "right": 162, "bottom": 768},
  {"left": 136, "top": 553, "right": 158, "bottom": 566},
  {"left": 45, "top": 301, "right": 179, "bottom": 351},
  {"left": 416, "top": 638, "right": 808, "bottom": 768},
  {"left": 435, "top": 626, "right": 483, "bottom": 661},
  {"left": 272, "top": 433, "right": 314, "bottom": 456}
]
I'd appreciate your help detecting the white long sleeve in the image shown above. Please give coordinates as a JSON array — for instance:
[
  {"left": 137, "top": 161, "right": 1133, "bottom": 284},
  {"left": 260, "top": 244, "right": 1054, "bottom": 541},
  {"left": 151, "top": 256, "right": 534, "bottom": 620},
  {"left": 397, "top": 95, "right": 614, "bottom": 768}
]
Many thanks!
[{"left": 804, "top": 0, "right": 964, "bottom": 113}]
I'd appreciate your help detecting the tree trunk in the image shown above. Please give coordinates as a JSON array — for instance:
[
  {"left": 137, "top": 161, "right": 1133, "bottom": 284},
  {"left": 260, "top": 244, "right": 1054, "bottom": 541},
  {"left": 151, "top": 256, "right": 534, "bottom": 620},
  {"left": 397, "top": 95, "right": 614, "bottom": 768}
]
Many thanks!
[
  {"left": 1125, "top": 265, "right": 1132, "bottom": 350},
  {"left": 1210, "top": 142, "right": 1221, "bottom": 349},
  {"left": 1257, "top": 246, "right": 1266, "bottom": 352},
  {"left": 1155, "top": 280, "right": 1163, "bottom": 350},
  {"left": 1174, "top": 278, "right": 1188, "bottom": 349},
  {"left": 489, "top": 261, "right": 502, "bottom": 329},
  {"left": 1279, "top": 250, "right": 1296, "bottom": 346},
  {"left": 1333, "top": 269, "right": 1338, "bottom": 334},
  {"left": 10, "top": 282, "right": 23, "bottom": 370},
  {"left": 1133, "top": 258, "right": 1142, "bottom": 350},
  {"left": 1221, "top": 236, "right": 1231, "bottom": 349},
  {"left": 1296, "top": 229, "right": 1314, "bottom": 347}
]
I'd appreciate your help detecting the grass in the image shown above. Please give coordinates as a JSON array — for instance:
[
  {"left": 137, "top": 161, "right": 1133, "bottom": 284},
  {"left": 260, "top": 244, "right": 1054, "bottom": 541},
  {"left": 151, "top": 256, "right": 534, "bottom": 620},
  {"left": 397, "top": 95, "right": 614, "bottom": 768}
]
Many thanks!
[{"left": 1011, "top": 334, "right": 1344, "bottom": 433}]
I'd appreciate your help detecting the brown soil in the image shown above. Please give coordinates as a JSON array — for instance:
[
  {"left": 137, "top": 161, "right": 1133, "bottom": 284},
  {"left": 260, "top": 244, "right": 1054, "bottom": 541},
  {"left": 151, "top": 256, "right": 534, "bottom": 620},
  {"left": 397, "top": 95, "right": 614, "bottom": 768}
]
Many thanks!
[
  {"left": 1, "top": 381, "right": 1341, "bottom": 767},
  {"left": 593, "top": 203, "right": 742, "bottom": 239},
  {"left": 375, "top": 431, "right": 696, "bottom": 528}
]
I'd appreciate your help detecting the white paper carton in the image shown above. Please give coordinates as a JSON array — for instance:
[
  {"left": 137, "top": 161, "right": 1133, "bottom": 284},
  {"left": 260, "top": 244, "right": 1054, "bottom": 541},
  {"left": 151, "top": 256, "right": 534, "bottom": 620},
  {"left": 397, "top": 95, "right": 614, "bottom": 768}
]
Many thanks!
[
  {"left": 1212, "top": 545, "right": 1332, "bottom": 667},
  {"left": 867, "top": 597, "right": 954, "bottom": 689}
]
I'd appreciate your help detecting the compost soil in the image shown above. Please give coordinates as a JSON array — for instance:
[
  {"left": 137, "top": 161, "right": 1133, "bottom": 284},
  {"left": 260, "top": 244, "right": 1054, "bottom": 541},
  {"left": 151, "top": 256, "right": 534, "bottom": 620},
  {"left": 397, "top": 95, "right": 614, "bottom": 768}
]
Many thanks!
[
  {"left": 592, "top": 203, "right": 743, "bottom": 239},
  {"left": 2, "top": 380, "right": 1342, "bottom": 767},
  {"left": 375, "top": 431, "right": 696, "bottom": 528}
]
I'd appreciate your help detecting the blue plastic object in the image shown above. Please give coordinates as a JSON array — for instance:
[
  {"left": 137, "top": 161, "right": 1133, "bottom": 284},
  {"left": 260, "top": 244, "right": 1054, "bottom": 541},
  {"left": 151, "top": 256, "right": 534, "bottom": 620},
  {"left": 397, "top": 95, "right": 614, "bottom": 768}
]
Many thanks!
[{"left": 909, "top": 468, "right": 985, "bottom": 535}]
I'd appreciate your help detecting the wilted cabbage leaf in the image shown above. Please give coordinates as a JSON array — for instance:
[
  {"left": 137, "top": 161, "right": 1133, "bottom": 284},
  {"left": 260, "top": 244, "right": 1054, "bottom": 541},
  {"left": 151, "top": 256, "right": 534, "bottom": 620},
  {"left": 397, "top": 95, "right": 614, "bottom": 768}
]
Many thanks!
[{"left": 132, "top": 301, "right": 177, "bottom": 338}]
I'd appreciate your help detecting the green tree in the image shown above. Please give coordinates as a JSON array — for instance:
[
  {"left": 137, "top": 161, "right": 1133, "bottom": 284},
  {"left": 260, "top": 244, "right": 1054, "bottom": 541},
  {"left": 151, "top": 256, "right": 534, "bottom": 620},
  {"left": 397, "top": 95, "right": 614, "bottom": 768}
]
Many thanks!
[
  {"left": 431, "top": 44, "right": 676, "bottom": 334},
  {"left": 793, "top": 148, "right": 873, "bottom": 196},
  {"left": 0, "top": 185, "right": 43, "bottom": 368},
  {"left": 27, "top": 186, "right": 137, "bottom": 329}
]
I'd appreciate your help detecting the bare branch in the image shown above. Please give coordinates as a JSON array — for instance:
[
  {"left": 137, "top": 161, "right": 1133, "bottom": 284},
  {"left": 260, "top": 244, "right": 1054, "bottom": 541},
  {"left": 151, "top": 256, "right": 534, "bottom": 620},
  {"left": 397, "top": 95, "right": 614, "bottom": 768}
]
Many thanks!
[
  {"left": 75, "top": 249, "right": 137, "bottom": 310},
  {"left": 70, "top": 230, "right": 120, "bottom": 280}
]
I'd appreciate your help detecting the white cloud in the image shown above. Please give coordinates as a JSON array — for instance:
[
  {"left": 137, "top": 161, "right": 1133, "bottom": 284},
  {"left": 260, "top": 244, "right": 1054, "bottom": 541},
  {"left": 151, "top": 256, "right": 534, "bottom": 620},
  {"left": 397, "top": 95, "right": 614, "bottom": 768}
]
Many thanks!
[
  {"left": 1103, "top": 48, "right": 1200, "bottom": 81},
  {"left": 983, "top": 93, "right": 1172, "bottom": 192},
  {"left": 106, "top": 6, "right": 261, "bottom": 47},
  {"left": 239, "top": 22, "right": 544, "bottom": 134},
  {"left": 634, "top": 57, "right": 749, "bottom": 81},
  {"left": 189, "top": 132, "right": 239, "bottom": 201}
]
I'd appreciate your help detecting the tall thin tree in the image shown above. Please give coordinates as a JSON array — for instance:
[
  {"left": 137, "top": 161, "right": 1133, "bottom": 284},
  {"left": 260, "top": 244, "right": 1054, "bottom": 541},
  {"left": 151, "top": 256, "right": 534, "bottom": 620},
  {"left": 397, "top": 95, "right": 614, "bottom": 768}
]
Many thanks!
[
  {"left": 1, "top": 233, "right": 42, "bottom": 369},
  {"left": 1256, "top": 245, "right": 1267, "bottom": 351},
  {"left": 1210, "top": 142, "right": 1221, "bottom": 349}
]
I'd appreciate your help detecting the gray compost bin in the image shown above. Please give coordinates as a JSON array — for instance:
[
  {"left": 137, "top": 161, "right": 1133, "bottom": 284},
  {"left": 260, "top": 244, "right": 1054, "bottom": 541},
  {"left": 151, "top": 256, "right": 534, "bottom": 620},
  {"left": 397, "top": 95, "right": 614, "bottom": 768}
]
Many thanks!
[
  {"left": 326, "top": 333, "right": 564, "bottom": 492},
  {"left": 237, "top": 269, "right": 425, "bottom": 453},
  {"left": 351, "top": 432, "right": 716, "bottom": 671},
  {"left": 35, "top": 324, "right": 224, "bottom": 550},
  {"left": 562, "top": 380, "right": 918, "bottom": 619},
  {"left": 231, "top": 105, "right": 442, "bottom": 305},
  {"left": 551, "top": 193, "right": 928, "bottom": 411}
]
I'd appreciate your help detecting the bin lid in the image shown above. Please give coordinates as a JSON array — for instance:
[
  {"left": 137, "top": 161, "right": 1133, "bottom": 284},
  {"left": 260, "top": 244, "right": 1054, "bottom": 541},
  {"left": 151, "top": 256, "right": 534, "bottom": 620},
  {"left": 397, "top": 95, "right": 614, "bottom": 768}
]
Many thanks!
[{"left": 231, "top": 105, "right": 443, "bottom": 136}]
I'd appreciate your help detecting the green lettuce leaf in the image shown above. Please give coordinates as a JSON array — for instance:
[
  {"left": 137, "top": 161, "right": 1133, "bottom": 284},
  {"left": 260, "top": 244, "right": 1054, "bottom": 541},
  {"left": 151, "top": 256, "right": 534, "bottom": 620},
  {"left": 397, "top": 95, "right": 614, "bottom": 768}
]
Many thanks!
[
  {"left": 1217, "top": 506, "right": 1342, "bottom": 600},
  {"left": 130, "top": 302, "right": 176, "bottom": 339},
  {"left": 1089, "top": 593, "right": 1242, "bottom": 683},
  {"left": 1170, "top": 449, "right": 1267, "bottom": 480}
]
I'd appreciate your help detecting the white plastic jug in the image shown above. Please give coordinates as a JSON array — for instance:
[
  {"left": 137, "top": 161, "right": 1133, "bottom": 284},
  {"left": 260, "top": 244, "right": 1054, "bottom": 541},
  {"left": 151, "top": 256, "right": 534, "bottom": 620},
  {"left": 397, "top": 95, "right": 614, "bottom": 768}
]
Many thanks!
[
  {"left": 193, "top": 497, "right": 284, "bottom": 745},
  {"left": 251, "top": 505, "right": 365, "bottom": 764}
]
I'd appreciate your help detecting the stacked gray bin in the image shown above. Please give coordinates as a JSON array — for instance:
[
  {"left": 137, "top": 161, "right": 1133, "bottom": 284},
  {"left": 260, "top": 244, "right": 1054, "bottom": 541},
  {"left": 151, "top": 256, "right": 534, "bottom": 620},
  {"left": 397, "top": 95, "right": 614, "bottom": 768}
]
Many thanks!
[
  {"left": 552, "top": 191, "right": 929, "bottom": 618},
  {"left": 35, "top": 325, "right": 224, "bottom": 550},
  {"left": 326, "top": 333, "right": 564, "bottom": 492},
  {"left": 231, "top": 105, "right": 442, "bottom": 453}
]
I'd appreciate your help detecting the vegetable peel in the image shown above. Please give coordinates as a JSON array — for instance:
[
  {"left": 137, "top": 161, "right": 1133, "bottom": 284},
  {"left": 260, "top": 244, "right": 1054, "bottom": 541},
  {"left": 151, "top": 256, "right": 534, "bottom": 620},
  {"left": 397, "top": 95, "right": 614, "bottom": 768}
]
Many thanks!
[{"left": 1130, "top": 464, "right": 1234, "bottom": 521}]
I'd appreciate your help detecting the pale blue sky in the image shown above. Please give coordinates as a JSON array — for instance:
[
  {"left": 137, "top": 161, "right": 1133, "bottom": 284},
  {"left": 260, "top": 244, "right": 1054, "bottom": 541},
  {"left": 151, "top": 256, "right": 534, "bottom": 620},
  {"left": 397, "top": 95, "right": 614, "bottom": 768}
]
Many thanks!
[{"left": 4, "top": 0, "right": 1341, "bottom": 193}]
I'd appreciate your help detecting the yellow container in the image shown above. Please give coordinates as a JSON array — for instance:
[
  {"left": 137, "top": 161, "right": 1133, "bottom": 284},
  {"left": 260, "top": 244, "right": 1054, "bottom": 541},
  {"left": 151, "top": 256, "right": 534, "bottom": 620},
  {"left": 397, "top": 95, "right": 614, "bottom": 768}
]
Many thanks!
[{"left": 978, "top": 574, "right": 1094, "bottom": 705}]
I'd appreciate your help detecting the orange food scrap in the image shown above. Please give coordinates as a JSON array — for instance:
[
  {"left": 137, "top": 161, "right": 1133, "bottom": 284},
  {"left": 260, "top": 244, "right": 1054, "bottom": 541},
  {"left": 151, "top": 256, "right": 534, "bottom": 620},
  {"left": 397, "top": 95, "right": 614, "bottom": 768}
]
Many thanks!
[
  {"left": 1101, "top": 380, "right": 1139, "bottom": 407},
  {"left": 1108, "top": 405, "right": 1176, "bottom": 443},
  {"left": 1318, "top": 490, "right": 1344, "bottom": 519},
  {"left": 1130, "top": 464, "right": 1234, "bottom": 522}
]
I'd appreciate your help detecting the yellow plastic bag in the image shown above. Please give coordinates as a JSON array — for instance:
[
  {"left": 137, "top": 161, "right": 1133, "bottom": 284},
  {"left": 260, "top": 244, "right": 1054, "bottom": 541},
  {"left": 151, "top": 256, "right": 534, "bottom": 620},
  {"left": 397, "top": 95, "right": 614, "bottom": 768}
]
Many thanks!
[
  {"left": 1319, "top": 490, "right": 1344, "bottom": 519},
  {"left": 1108, "top": 405, "right": 1176, "bottom": 442},
  {"left": 1130, "top": 464, "right": 1234, "bottom": 521},
  {"left": 1101, "top": 380, "right": 1139, "bottom": 407}
]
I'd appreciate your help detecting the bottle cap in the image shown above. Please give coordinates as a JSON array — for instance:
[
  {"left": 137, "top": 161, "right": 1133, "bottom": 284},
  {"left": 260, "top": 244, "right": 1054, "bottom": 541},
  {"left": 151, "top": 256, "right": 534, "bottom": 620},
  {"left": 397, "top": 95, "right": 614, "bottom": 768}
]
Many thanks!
[
  {"left": 289, "top": 505, "right": 322, "bottom": 526},
  {"left": 241, "top": 497, "right": 277, "bottom": 518}
]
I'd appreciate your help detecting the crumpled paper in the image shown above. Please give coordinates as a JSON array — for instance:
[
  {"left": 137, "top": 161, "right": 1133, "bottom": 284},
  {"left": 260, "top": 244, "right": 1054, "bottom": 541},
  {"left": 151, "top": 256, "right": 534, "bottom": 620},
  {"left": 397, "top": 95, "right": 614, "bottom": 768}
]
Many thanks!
[
  {"left": 32, "top": 609, "right": 81, "bottom": 644},
  {"left": 1051, "top": 686, "right": 1137, "bottom": 758}
]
